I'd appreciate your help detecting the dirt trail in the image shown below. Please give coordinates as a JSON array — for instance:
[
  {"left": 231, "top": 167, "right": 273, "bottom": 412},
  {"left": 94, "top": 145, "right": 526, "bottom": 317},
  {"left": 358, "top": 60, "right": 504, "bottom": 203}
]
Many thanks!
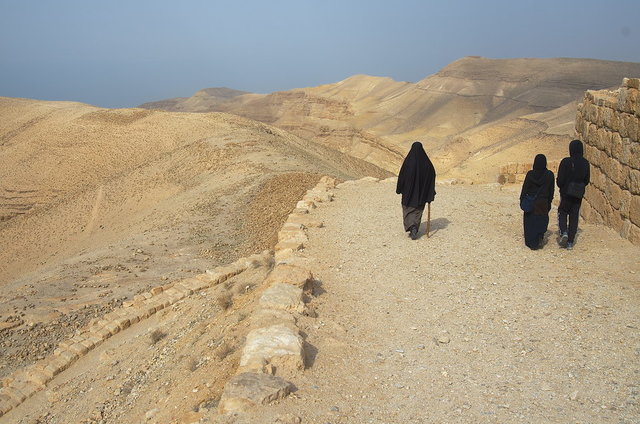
[{"left": 236, "top": 179, "right": 640, "bottom": 424}]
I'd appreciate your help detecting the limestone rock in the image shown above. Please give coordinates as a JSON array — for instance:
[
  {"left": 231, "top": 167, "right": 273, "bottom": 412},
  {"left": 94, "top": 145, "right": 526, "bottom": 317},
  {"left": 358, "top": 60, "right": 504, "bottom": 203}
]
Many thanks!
[
  {"left": 218, "top": 372, "right": 293, "bottom": 414},
  {"left": 286, "top": 214, "right": 323, "bottom": 228},
  {"left": 259, "top": 283, "right": 305, "bottom": 314},
  {"left": 265, "top": 264, "right": 314, "bottom": 291},
  {"left": 250, "top": 308, "right": 298, "bottom": 332},
  {"left": 239, "top": 325, "right": 304, "bottom": 377}
]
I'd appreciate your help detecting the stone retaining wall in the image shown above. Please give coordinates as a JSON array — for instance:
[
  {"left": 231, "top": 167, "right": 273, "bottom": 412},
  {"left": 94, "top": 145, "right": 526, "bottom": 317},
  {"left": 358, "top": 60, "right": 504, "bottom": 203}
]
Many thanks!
[
  {"left": 575, "top": 78, "right": 640, "bottom": 245},
  {"left": 217, "top": 175, "right": 395, "bottom": 416},
  {"left": 0, "top": 251, "right": 273, "bottom": 417}
]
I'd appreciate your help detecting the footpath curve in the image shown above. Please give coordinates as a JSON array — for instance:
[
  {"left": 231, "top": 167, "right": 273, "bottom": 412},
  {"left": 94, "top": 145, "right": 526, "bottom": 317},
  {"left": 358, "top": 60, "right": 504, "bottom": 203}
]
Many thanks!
[{"left": 232, "top": 178, "right": 640, "bottom": 424}]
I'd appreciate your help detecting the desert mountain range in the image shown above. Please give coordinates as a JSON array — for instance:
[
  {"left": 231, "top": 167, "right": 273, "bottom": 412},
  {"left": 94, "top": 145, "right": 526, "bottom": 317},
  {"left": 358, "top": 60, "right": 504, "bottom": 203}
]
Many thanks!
[
  {"left": 1, "top": 56, "right": 639, "bottom": 422},
  {"left": 141, "top": 57, "right": 640, "bottom": 181}
]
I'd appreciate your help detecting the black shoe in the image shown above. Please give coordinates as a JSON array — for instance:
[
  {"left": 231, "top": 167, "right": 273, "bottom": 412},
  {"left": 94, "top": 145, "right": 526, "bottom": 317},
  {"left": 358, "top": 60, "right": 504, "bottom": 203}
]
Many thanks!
[{"left": 410, "top": 227, "right": 418, "bottom": 240}]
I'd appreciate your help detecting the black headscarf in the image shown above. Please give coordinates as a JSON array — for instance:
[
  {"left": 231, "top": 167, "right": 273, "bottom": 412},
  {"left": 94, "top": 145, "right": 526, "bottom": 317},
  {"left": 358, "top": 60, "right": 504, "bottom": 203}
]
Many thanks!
[
  {"left": 531, "top": 153, "right": 547, "bottom": 181},
  {"left": 396, "top": 142, "right": 436, "bottom": 208}
]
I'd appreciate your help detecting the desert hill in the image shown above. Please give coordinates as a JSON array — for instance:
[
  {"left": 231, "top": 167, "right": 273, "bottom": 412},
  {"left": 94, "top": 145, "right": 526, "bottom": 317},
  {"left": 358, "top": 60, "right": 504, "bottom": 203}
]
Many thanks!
[
  {"left": 141, "top": 57, "right": 640, "bottom": 180},
  {"left": 0, "top": 96, "right": 388, "bottom": 381}
]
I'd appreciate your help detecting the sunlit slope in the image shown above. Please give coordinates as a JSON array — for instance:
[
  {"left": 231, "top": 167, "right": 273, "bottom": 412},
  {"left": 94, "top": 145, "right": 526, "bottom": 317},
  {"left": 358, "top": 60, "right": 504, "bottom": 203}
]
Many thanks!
[
  {"left": 0, "top": 97, "right": 387, "bottom": 283},
  {"left": 140, "top": 57, "right": 640, "bottom": 179}
]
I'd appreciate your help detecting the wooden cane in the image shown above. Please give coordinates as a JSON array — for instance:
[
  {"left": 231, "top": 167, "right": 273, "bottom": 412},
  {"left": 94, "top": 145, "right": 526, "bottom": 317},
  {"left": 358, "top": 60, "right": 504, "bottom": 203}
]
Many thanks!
[{"left": 426, "top": 202, "right": 431, "bottom": 238}]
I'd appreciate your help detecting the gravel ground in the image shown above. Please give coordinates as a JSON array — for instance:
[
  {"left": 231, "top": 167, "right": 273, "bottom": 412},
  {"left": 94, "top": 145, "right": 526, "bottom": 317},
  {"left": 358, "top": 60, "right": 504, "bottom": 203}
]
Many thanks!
[{"left": 235, "top": 179, "right": 640, "bottom": 424}]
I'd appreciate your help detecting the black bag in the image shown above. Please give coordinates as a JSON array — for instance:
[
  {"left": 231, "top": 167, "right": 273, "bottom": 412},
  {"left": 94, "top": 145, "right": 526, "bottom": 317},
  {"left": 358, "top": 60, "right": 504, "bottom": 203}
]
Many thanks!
[
  {"left": 566, "top": 181, "right": 585, "bottom": 198},
  {"left": 565, "top": 160, "right": 586, "bottom": 199}
]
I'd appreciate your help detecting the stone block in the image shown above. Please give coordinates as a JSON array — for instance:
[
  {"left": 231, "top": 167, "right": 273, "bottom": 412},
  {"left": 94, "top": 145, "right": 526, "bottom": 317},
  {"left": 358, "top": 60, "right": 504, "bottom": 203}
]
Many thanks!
[
  {"left": 274, "top": 248, "right": 297, "bottom": 263},
  {"left": 114, "top": 317, "right": 131, "bottom": 331},
  {"left": 628, "top": 140, "right": 640, "bottom": 170},
  {"left": 239, "top": 325, "right": 304, "bottom": 378},
  {"left": 275, "top": 240, "right": 304, "bottom": 252},
  {"left": 629, "top": 169, "right": 640, "bottom": 195},
  {"left": 286, "top": 214, "right": 323, "bottom": 228},
  {"left": 104, "top": 321, "right": 120, "bottom": 336},
  {"left": 150, "top": 287, "right": 163, "bottom": 296},
  {"left": 630, "top": 196, "right": 640, "bottom": 227},
  {"left": 587, "top": 186, "right": 607, "bottom": 216},
  {"left": 68, "top": 342, "right": 89, "bottom": 356},
  {"left": 250, "top": 309, "right": 298, "bottom": 332},
  {"left": 218, "top": 372, "right": 293, "bottom": 414},
  {"left": 277, "top": 229, "right": 308, "bottom": 244},
  {"left": 623, "top": 78, "right": 640, "bottom": 89},
  {"left": 628, "top": 223, "right": 640, "bottom": 245},
  {"left": 381, "top": 176, "right": 398, "bottom": 184},
  {"left": 295, "top": 200, "right": 316, "bottom": 210},
  {"left": 259, "top": 284, "right": 304, "bottom": 314},
  {"left": 265, "top": 264, "right": 313, "bottom": 291},
  {"left": 12, "top": 380, "right": 39, "bottom": 399},
  {"left": 26, "top": 369, "right": 51, "bottom": 387},
  {"left": 0, "top": 395, "right": 14, "bottom": 414},
  {"left": 618, "top": 89, "right": 634, "bottom": 114},
  {"left": 319, "top": 175, "right": 338, "bottom": 188},
  {"left": 2, "top": 386, "right": 26, "bottom": 403},
  {"left": 611, "top": 132, "right": 624, "bottom": 163},
  {"left": 605, "top": 180, "right": 623, "bottom": 210}
]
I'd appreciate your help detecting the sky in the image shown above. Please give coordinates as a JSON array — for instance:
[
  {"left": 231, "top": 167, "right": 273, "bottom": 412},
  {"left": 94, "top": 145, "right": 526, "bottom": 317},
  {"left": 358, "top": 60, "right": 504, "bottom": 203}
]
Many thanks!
[{"left": 1, "top": 0, "right": 639, "bottom": 108}]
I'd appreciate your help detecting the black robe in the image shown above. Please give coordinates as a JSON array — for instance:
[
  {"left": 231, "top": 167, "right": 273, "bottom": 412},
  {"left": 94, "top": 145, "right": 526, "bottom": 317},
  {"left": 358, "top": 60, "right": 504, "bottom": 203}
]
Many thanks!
[
  {"left": 520, "top": 154, "right": 554, "bottom": 249},
  {"left": 396, "top": 142, "right": 436, "bottom": 208}
]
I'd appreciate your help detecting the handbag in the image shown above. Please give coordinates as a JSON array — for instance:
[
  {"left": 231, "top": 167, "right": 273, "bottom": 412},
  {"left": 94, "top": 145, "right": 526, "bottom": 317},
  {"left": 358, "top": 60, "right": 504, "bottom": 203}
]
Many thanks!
[
  {"left": 520, "top": 185, "right": 543, "bottom": 213},
  {"left": 565, "top": 160, "right": 586, "bottom": 199}
]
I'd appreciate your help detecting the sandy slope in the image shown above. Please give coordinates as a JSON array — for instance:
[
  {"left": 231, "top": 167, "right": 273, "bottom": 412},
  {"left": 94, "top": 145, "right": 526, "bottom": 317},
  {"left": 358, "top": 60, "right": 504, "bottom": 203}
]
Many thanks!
[
  {"left": 0, "top": 97, "right": 389, "bottom": 382},
  {"left": 232, "top": 179, "right": 640, "bottom": 424}
]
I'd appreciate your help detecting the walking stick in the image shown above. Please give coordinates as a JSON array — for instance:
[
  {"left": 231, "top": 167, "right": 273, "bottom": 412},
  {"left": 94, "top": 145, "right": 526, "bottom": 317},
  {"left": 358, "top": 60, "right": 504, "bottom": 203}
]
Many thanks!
[{"left": 426, "top": 202, "right": 431, "bottom": 238}]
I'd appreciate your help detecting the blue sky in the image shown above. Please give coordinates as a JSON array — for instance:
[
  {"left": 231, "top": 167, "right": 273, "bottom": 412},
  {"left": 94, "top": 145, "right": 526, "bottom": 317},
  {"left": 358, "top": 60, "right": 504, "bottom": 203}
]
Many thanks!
[{"left": 1, "top": 0, "right": 639, "bottom": 108}]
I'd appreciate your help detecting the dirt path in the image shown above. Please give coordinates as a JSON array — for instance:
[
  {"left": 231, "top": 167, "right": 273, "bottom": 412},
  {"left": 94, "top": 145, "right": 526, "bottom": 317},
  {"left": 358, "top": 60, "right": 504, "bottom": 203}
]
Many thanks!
[{"left": 236, "top": 179, "right": 640, "bottom": 424}]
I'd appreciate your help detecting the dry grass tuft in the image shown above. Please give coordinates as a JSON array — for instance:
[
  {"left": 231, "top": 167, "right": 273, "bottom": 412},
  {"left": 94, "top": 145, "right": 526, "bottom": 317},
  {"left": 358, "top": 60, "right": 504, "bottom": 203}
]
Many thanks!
[
  {"left": 216, "top": 342, "right": 235, "bottom": 361},
  {"left": 217, "top": 293, "right": 233, "bottom": 310},
  {"left": 150, "top": 329, "right": 167, "bottom": 345}
]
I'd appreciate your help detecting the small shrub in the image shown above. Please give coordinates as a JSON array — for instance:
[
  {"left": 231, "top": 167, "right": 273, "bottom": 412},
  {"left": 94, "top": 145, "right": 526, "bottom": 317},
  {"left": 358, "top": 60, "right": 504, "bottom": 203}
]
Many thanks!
[
  {"left": 150, "top": 329, "right": 167, "bottom": 345},
  {"left": 216, "top": 343, "right": 234, "bottom": 361},
  {"left": 216, "top": 293, "right": 233, "bottom": 311}
]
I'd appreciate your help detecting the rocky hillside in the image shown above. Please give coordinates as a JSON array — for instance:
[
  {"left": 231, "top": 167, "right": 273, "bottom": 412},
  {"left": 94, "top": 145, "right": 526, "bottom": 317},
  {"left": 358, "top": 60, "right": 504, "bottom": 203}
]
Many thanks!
[
  {"left": 0, "top": 96, "right": 390, "bottom": 388},
  {"left": 141, "top": 57, "right": 640, "bottom": 180}
]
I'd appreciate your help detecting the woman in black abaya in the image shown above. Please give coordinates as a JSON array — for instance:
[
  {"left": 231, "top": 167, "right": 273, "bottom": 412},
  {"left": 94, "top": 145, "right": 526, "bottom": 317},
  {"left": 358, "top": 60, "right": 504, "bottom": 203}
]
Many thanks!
[
  {"left": 520, "top": 154, "right": 555, "bottom": 250},
  {"left": 396, "top": 142, "right": 436, "bottom": 240}
]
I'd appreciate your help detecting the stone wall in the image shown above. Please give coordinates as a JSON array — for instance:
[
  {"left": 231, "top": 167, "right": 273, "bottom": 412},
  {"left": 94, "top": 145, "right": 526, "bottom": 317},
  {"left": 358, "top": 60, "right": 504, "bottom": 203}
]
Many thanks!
[
  {"left": 498, "top": 161, "right": 559, "bottom": 185},
  {"left": 575, "top": 78, "right": 640, "bottom": 245}
]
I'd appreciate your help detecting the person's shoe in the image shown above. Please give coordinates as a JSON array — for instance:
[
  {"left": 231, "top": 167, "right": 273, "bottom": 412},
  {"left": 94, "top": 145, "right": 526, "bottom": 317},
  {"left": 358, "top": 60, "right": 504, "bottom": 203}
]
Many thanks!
[
  {"left": 410, "top": 227, "right": 418, "bottom": 240},
  {"left": 559, "top": 233, "right": 568, "bottom": 248},
  {"left": 566, "top": 242, "right": 574, "bottom": 250}
]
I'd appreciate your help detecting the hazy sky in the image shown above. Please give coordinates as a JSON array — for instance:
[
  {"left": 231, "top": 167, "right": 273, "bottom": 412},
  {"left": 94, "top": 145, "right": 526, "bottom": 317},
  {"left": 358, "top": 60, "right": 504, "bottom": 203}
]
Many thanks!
[{"left": 1, "top": 0, "right": 639, "bottom": 108}]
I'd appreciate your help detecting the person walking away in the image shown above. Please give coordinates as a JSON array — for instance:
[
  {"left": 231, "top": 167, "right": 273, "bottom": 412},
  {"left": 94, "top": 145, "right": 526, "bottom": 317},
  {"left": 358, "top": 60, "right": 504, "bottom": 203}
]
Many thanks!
[
  {"left": 396, "top": 142, "right": 436, "bottom": 240},
  {"left": 520, "top": 154, "right": 554, "bottom": 250},
  {"left": 556, "top": 139, "right": 590, "bottom": 249}
]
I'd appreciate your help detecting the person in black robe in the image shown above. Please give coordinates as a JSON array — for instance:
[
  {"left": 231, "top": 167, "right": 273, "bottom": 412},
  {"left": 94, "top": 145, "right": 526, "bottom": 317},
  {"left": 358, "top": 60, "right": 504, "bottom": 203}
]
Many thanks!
[
  {"left": 396, "top": 142, "right": 436, "bottom": 240},
  {"left": 520, "top": 154, "right": 555, "bottom": 250},
  {"left": 556, "top": 139, "right": 590, "bottom": 249}
]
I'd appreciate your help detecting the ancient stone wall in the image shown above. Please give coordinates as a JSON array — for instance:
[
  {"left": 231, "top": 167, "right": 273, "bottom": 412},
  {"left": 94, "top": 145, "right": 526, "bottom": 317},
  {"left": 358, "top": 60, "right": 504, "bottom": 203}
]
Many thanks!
[
  {"left": 575, "top": 78, "right": 640, "bottom": 245},
  {"left": 498, "top": 161, "right": 559, "bottom": 185}
]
